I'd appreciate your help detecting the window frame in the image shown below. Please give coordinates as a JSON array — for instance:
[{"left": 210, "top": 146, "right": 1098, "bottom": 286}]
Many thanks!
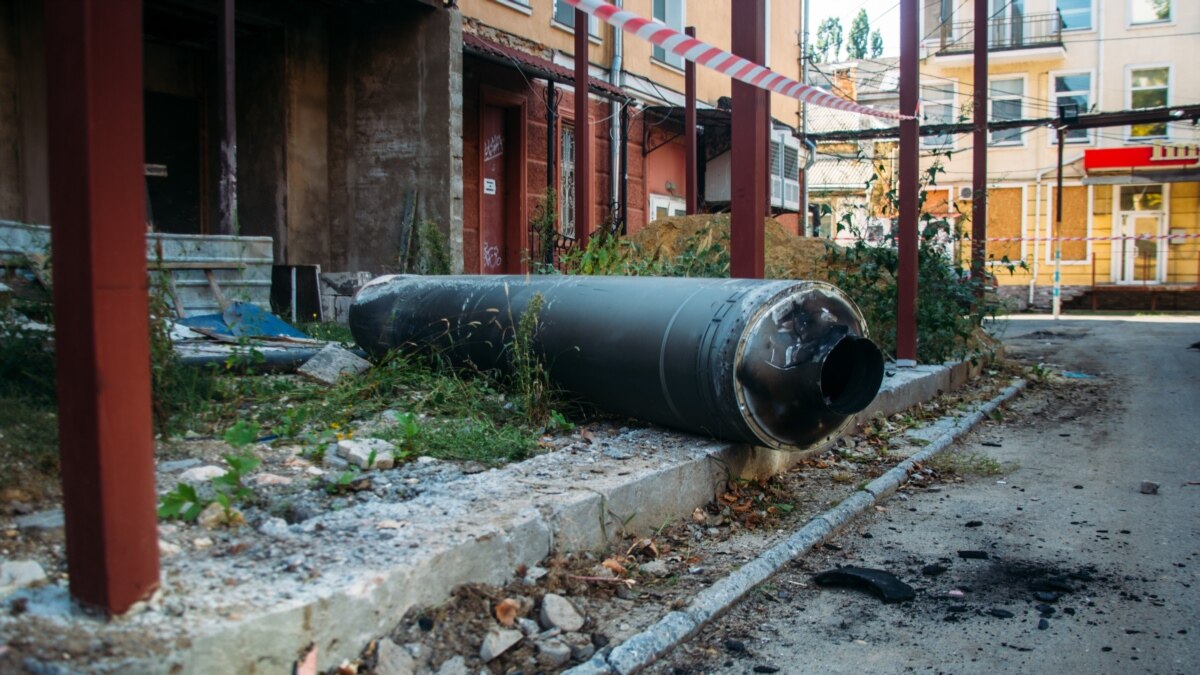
[
  {"left": 651, "top": 0, "right": 687, "bottom": 71},
  {"left": 1126, "top": 63, "right": 1171, "bottom": 139},
  {"left": 920, "top": 82, "right": 956, "bottom": 149},
  {"left": 1057, "top": 0, "right": 1094, "bottom": 32},
  {"left": 988, "top": 75, "right": 1026, "bottom": 147},
  {"left": 491, "top": 0, "right": 532, "bottom": 16},
  {"left": 552, "top": 0, "right": 602, "bottom": 41},
  {"left": 1048, "top": 69, "right": 1094, "bottom": 146},
  {"left": 1128, "top": 0, "right": 1174, "bottom": 27}
]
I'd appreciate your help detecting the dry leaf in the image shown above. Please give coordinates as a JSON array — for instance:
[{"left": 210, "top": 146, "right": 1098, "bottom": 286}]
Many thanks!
[
  {"left": 626, "top": 538, "right": 659, "bottom": 559},
  {"left": 601, "top": 558, "right": 627, "bottom": 576},
  {"left": 494, "top": 598, "right": 521, "bottom": 627},
  {"left": 295, "top": 644, "right": 318, "bottom": 675},
  {"left": 691, "top": 507, "right": 707, "bottom": 523},
  {"left": 580, "top": 429, "right": 595, "bottom": 444}
]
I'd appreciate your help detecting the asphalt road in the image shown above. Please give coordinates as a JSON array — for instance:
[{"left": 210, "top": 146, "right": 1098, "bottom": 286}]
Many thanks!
[{"left": 652, "top": 314, "right": 1200, "bottom": 675}]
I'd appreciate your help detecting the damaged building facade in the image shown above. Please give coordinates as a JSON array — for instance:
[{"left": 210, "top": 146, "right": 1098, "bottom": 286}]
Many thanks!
[{"left": 0, "top": 0, "right": 808, "bottom": 283}]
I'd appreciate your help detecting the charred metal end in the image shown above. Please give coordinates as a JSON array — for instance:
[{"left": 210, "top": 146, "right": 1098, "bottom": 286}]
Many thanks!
[{"left": 350, "top": 275, "right": 884, "bottom": 451}]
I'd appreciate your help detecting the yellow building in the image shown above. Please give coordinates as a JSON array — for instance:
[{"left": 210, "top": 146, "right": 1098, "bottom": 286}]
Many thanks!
[{"left": 919, "top": 0, "right": 1200, "bottom": 309}]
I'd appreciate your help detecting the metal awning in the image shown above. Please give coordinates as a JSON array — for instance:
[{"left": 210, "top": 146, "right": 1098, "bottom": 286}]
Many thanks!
[
  {"left": 1082, "top": 170, "right": 1200, "bottom": 185},
  {"left": 463, "top": 32, "right": 630, "bottom": 101}
]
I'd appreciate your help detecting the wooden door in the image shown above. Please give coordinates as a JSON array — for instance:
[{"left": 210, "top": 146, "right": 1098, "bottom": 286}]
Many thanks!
[{"left": 481, "top": 104, "right": 508, "bottom": 274}]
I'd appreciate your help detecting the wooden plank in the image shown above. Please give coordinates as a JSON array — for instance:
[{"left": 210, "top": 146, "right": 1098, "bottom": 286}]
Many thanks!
[{"left": 204, "top": 268, "right": 230, "bottom": 311}]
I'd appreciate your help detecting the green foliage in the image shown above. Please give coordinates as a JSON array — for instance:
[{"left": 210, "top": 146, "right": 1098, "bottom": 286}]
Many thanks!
[
  {"left": 0, "top": 396, "right": 58, "bottom": 490},
  {"left": 223, "top": 419, "right": 261, "bottom": 449},
  {"left": 870, "top": 29, "right": 884, "bottom": 58},
  {"left": 555, "top": 226, "right": 730, "bottom": 279},
  {"left": 409, "top": 220, "right": 452, "bottom": 275},
  {"left": 148, "top": 272, "right": 220, "bottom": 434},
  {"left": 815, "top": 16, "right": 843, "bottom": 62},
  {"left": 821, "top": 160, "right": 1006, "bottom": 363},
  {"left": 529, "top": 188, "right": 559, "bottom": 269},
  {"left": 508, "top": 292, "right": 553, "bottom": 425},
  {"left": 394, "top": 412, "right": 421, "bottom": 455},
  {"left": 847, "top": 9, "right": 870, "bottom": 60},
  {"left": 157, "top": 482, "right": 205, "bottom": 521},
  {"left": 297, "top": 321, "right": 354, "bottom": 344},
  {"left": 546, "top": 410, "right": 575, "bottom": 434}
]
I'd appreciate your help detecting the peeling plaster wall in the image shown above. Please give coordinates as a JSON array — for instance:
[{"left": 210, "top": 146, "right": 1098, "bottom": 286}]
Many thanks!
[{"left": 327, "top": 6, "right": 463, "bottom": 274}]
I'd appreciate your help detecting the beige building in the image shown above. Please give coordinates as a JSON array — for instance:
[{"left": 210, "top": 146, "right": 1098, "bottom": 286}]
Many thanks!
[{"left": 920, "top": 0, "right": 1200, "bottom": 308}]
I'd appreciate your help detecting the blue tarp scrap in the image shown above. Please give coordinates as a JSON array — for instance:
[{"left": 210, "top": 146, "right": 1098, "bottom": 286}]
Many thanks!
[{"left": 176, "top": 302, "right": 308, "bottom": 339}]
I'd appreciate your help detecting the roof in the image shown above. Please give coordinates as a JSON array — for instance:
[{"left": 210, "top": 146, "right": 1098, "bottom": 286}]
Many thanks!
[
  {"left": 806, "top": 105, "right": 896, "bottom": 135},
  {"left": 806, "top": 158, "right": 874, "bottom": 191},
  {"left": 463, "top": 32, "right": 627, "bottom": 100}
]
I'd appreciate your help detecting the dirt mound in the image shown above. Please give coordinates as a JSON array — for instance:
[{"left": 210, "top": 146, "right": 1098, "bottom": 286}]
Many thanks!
[{"left": 629, "top": 214, "right": 838, "bottom": 282}]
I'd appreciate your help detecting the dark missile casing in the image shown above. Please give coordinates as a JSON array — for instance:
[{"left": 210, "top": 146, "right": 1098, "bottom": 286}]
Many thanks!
[{"left": 349, "top": 275, "right": 884, "bottom": 451}]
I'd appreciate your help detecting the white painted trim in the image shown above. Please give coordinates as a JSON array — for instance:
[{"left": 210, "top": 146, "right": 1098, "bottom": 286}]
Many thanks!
[
  {"left": 1125, "top": 62, "right": 1173, "bottom": 141},
  {"left": 551, "top": 0, "right": 602, "bottom": 42},
  {"left": 1126, "top": 0, "right": 1177, "bottom": 29},
  {"left": 647, "top": 193, "right": 686, "bottom": 225},
  {"left": 988, "top": 73, "right": 1029, "bottom": 148},
  {"left": 1058, "top": 0, "right": 1097, "bottom": 32},
  {"left": 490, "top": 0, "right": 532, "bottom": 17},
  {"left": 650, "top": 0, "right": 686, "bottom": 70},
  {"left": 1112, "top": 182, "right": 1171, "bottom": 283},
  {"left": 1047, "top": 68, "right": 1096, "bottom": 147},
  {"left": 920, "top": 81, "right": 956, "bottom": 149}
]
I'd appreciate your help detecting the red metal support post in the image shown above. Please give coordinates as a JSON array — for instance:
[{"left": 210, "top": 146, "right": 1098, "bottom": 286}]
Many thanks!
[
  {"left": 896, "top": 0, "right": 919, "bottom": 364},
  {"left": 970, "top": 0, "right": 987, "bottom": 288},
  {"left": 217, "top": 0, "right": 237, "bottom": 235},
  {"left": 574, "top": 9, "right": 593, "bottom": 240},
  {"left": 684, "top": 26, "right": 698, "bottom": 215},
  {"left": 44, "top": 0, "right": 160, "bottom": 614},
  {"left": 731, "top": 0, "right": 768, "bottom": 279}
]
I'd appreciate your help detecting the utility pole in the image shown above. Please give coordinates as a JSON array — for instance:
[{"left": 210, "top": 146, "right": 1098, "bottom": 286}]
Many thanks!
[
  {"left": 896, "top": 0, "right": 919, "bottom": 365},
  {"left": 971, "top": 0, "right": 988, "bottom": 292},
  {"left": 730, "top": 0, "right": 768, "bottom": 278}
]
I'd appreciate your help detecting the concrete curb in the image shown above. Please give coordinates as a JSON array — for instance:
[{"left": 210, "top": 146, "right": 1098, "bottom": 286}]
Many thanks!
[{"left": 566, "top": 378, "right": 1027, "bottom": 675}]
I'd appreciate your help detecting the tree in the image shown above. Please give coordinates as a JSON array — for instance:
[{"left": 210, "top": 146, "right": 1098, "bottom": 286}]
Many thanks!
[
  {"left": 870, "top": 29, "right": 884, "bottom": 58},
  {"left": 847, "top": 10, "right": 870, "bottom": 59},
  {"left": 815, "top": 17, "right": 843, "bottom": 62}
]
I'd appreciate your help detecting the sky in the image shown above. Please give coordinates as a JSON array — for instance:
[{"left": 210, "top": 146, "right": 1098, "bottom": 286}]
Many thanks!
[{"left": 805, "top": 0, "right": 902, "bottom": 59}]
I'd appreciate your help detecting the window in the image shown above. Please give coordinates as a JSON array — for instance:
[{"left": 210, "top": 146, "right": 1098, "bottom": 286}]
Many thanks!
[
  {"left": 554, "top": 0, "right": 600, "bottom": 37},
  {"left": 1057, "top": 0, "right": 1092, "bottom": 31},
  {"left": 491, "top": 0, "right": 532, "bottom": 15},
  {"left": 1120, "top": 185, "right": 1164, "bottom": 211},
  {"left": 921, "top": 84, "right": 955, "bottom": 148},
  {"left": 652, "top": 0, "right": 685, "bottom": 69},
  {"left": 1128, "top": 66, "right": 1169, "bottom": 137},
  {"left": 559, "top": 124, "right": 576, "bottom": 239},
  {"left": 1130, "top": 0, "right": 1171, "bottom": 25},
  {"left": 648, "top": 194, "right": 685, "bottom": 224},
  {"left": 989, "top": 78, "right": 1023, "bottom": 145},
  {"left": 1053, "top": 72, "right": 1091, "bottom": 143}
]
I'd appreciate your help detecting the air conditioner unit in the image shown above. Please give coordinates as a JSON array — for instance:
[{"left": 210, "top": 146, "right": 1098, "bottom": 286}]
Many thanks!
[{"left": 958, "top": 186, "right": 974, "bottom": 200}]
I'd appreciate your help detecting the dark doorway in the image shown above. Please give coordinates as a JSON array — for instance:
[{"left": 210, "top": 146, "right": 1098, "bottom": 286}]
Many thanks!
[{"left": 145, "top": 91, "right": 203, "bottom": 233}]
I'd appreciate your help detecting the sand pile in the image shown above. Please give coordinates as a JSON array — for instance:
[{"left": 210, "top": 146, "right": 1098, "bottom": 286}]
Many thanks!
[{"left": 629, "top": 214, "right": 838, "bottom": 281}]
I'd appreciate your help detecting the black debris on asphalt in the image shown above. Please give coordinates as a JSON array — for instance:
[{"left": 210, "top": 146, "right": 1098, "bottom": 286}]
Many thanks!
[{"left": 813, "top": 566, "right": 916, "bottom": 604}]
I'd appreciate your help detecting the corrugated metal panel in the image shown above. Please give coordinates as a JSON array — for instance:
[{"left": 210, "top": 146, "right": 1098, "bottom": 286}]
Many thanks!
[{"left": 1, "top": 221, "right": 273, "bottom": 317}]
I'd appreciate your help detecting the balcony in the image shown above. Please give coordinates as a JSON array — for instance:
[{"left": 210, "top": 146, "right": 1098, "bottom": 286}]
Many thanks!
[{"left": 935, "top": 10, "right": 1064, "bottom": 58}]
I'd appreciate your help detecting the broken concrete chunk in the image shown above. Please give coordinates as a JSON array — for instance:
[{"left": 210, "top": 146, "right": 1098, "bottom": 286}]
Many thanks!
[
  {"left": 562, "top": 632, "right": 595, "bottom": 662},
  {"left": 374, "top": 638, "right": 416, "bottom": 675},
  {"left": 298, "top": 343, "right": 371, "bottom": 385},
  {"left": 336, "top": 438, "right": 397, "bottom": 470},
  {"left": 14, "top": 509, "right": 63, "bottom": 530},
  {"left": 536, "top": 638, "right": 572, "bottom": 669},
  {"left": 479, "top": 627, "right": 522, "bottom": 662},
  {"left": 813, "top": 566, "right": 916, "bottom": 603},
  {"left": 179, "top": 465, "right": 227, "bottom": 485},
  {"left": 0, "top": 560, "right": 47, "bottom": 598},
  {"left": 639, "top": 560, "right": 671, "bottom": 578},
  {"left": 540, "top": 593, "right": 586, "bottom": 632},
  {"left": 434, "top": 655, "right": 467, "bottom": 675},
  {"left": 252, "top": 472, "right": 293, "bottom": 487},
  {"left": 1140, "top": 481, "right": 1160, "bottom": 495}
]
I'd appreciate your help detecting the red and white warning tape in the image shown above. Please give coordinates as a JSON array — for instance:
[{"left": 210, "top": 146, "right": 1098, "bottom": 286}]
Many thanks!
[
  {"left": 561, "top": 0, "right": 908, "bottom": 121},
  {"left": 982, "top": 233, "right": 1200, "bottom": 242}
]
